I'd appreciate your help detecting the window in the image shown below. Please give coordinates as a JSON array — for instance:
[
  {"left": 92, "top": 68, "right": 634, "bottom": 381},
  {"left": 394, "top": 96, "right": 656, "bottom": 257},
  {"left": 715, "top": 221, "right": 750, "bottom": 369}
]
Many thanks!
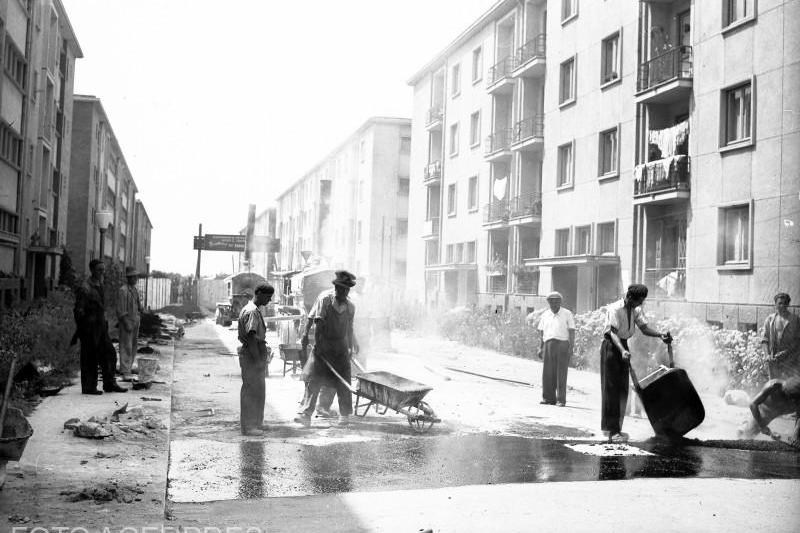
[
  {"left": 557, "top": 142, "right": 574, "bottom": 188},
  {"left": 598, "top": 127, "right": 618, "bottom": 176},
  {"left": 719, "top": 203, "right": 751, "bottom": 266},
  {"left": 722, "top": 81, "right": 753, "bottom": 147},
  {"left": 555, "top": 228, "right": 571, "bottom": 256},
  {"left": 467, "top": 176, "right": 478, "bottom": 211},
  {"left": 0, "top": 122, "right": 24, "bottom": 169},
  {"left": 597, "top": 222, "right": 616, "bottom": 255},
  {"left": 466, "top": 241, "right": 476, "bottom": 262},
  {"left": 447, "top": 183, "right": 457, "bottom": 216},
  {"left": 451, "top": 63, "right": 461, "bottom": 97},
  {"left": 472, "top": 46, "right": 483, "bottom": 83},
  {"left": 601, "top": 32, "right": 620, "bottom": 85},
  {"left": 400, "top": 136, "right": 411, "bottom": 154},
  {"left": 455, "top": 243, "right": 464, "bottom": 263},
  {"left": 561, "top": 0, "right": 578, "bottom": 23},
  {"left": 724, "top": 0, "right": 756, "bottom": 28},
  {"left": 469, "top": 111, "right": 481, "bottom": 147},
  {"left": 397, "top": 177, "right": 410, "bottom": 196},
  {"left": 4, "top": 42, "right": 27, "bottom": 89},
  {"left": 446, "top": 244, "right": 454, "bottom": 263},
  {"left": 575, "top": 226, "right": 591, "bottom": 255},
  {"left": 449, "top": 123, "right": 459, "bottom": 156},
  {"left": 559, "top": 57, "right": 576, "bottom": 105},
  {"left": 397, "top": 218, "right": 408, "bottom": 237}
]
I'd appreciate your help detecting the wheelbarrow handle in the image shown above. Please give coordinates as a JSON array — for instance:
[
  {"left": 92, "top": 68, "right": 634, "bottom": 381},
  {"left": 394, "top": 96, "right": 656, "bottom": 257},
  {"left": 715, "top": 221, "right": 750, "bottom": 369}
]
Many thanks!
[
  {"left": 667, "top": 342, "right": 674, "bottom": 369},
  {"left": 318, "top": 354, "right": 358, "bottom": 394},
  {"left": 628, "top": 360, "right": 643, "bottom": 394},
  {"left": 0, "top": 353, "right": 19, "bottom": 439}
]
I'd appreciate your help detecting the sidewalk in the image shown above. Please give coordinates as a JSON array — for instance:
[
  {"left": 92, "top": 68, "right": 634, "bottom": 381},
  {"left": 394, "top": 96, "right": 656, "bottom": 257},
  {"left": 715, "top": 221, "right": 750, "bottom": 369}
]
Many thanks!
[{"left": 0, "top": 340, "right": 175, "bottom": 530}]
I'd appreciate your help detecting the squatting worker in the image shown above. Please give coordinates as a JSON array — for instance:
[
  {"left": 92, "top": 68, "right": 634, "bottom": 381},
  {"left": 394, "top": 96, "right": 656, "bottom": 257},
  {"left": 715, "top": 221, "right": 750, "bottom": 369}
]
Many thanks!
[
  {"left": 116, "top": 266, "right": 143, "bottom": 381},
  {"left": 238, "top": 283, "right": 274, "bottom": 436},
  {"left": 601, "top": 284, "right": 671, "bottom": 443},
  {"left": 738, "top": 377, "right": 800, "bottom": 447},
  {"left": 73, "top": 259, "right": 127, "bottom": 395},
  {"left": 761, "top": 292, "right": 800, "bottom": 380},
  {"left": 537, "top": 291, "right": 575, "bottom": 407},
  {"left": 295, "top": 270, "right": 359, "bottom": 427}
]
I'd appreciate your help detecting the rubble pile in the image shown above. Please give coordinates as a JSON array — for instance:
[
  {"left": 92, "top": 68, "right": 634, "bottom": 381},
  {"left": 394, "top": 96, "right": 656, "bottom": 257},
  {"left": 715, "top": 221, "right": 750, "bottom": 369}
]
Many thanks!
[
  {"left": 60, "top": 480, "right": 146, "bottom": 504},
  {"left": 64, "top": 403, "right": 166, "bottom": 440}
]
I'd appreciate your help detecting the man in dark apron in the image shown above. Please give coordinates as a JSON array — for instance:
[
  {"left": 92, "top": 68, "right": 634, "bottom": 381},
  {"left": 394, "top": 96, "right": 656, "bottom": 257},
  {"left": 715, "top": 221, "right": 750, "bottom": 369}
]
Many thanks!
[{"left": 295, "top": 270, "right": 359, "bottom": 427}]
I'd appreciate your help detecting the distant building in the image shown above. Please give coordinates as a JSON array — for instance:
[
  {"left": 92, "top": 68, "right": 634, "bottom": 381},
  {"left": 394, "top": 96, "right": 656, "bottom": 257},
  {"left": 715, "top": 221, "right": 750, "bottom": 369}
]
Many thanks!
[
  {"left": 275, "top": 117, "right": 411, "bottom": 296},
  {"left": 67, "top": 95, "right": 140, "bottom": 274},
  {"left": 132, "top": 199, "right": 152, "bottom": 273},
  {"left": 238, "top": 205, "right": 277, "bottom": 279},
  {"left": 0, "top": 0, "right": 82, "bottom": 298}
]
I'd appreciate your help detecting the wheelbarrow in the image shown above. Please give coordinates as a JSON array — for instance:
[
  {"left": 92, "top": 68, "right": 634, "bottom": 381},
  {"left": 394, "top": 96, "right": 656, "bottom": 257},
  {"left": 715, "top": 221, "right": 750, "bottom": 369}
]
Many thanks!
[
  {"left": 0, "top": 355, "right": 34, "bottom": 488},
  {"left": 319, "top": 355, "right": 441, "bottom": 433},
  {"left": 629, "top": 342, "right": 705, "bottom": 438},
  {"left": 279, "top": 343, "right": 304, "bottom": 376}
]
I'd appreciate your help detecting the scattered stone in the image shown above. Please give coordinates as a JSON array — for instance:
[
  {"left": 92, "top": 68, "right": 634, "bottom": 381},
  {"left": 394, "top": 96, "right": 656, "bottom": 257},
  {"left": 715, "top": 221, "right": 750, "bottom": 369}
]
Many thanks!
[
  {"left": 80, "top": 460, "right": 88, "bottom": 465},
  {"left": 112, "top": 403, "right": 129, "bottom": 418},
  {"left": 63, "top": 417, "right": 80, "bottom": 430},
  {"left": 94, "top": 452, "right": 119, "bottom": 459},
  {"left": 724, "top": 389, "right": 750, "bottom": 407},
  {"left": 87, "top": 416, "right": 110, "bottom": 424},
  {"left": 140, "top": 397, "right": 161, "bottom": 401},
  {"left": 74, "top": 422, "right": 112, "bottom": 439},
  {"left": 8, "top": 514, "right": 31, "bottom": 524}
]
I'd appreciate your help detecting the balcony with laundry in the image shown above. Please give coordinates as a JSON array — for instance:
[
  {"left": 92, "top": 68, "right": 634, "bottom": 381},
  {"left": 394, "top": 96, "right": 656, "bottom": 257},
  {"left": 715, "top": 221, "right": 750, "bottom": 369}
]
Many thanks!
[
  {"left": 636, "top": 4, "right": 693, "bottom": 104},
  {"left": 487, "top": 15, "right": 516, "bottom": 95},
  {"left": 634, "top": 119, "right": 690, "bottom": 205},
  {"left": 426, "top": 69, "right": 445, "bottom": 131},
  {"left": 483, "top": 170, "right": 510, "bottom": 228},
  {"left": 423, "top": 160, "right": 442, "bottom": 184}
]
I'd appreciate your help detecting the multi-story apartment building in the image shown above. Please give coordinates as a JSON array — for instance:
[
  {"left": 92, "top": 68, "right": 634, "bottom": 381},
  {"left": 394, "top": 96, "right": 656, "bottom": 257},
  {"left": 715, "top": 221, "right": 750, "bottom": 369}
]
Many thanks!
[
  {"left": 408, "top": 0, "right": 799, "bottom": 325},
  {"left": 131, "top": 198, "right": 152, "bottom": 274},
  {"left": 275, "top": 117, "right": 411, "bottom": 296},
  {"left": 67, "top": 95, "right": 140, "bottom": 275},
  {"left": 0, "top": 0, "right": 81, "bottom": 298},
  {"left": 238, "top": 205, "right": 277, "bottom": 279}
]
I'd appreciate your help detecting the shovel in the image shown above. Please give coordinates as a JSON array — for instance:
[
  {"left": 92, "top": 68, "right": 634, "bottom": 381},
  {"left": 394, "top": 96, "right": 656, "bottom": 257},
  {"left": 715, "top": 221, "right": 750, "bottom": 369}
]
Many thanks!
[{"left": 0, "top": 354, "right": 19, "bottom": 438}]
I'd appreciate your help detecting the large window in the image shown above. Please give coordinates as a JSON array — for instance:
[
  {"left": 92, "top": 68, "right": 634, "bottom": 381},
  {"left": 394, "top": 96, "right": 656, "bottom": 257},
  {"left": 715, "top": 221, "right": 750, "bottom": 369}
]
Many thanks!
[
  {"left": 396, "top": 218, "right": 408, "bottom": 237},
  {"left": 447, "top": 183, "right": 457, "bottom": 216},
  {"left": 724, "top": 0, "right": 756, "bottom": 28},
  {"left": 559, "top": 56, "right": 576, "bottom": 105},
  {"left": 467, "top": 176, "right": 478, "bottom": 211},
  {"left": 561, "top": 0, "right": 578, "bottom": 23},
  {"left": 397, "top": 176, "right": 409, "bottom": 196},
  {"left": 449, "top": 123, "right": 460, "bottom": 156},
  {"left": 575, "top": 226, "right": 591, "bottom": 255},
  {"left": 722, "top": 81, "right": 753, "bottom": 147},
  {"left": 469, "top": 111, "right": 481, "bottom": 147},
  {"left": 598, "top": 127, "right": 618, "bottom": 176},
  {"left": 557, "top": 142, "right": 574, "bottom": 188},
  {"left": 555, "top": 228, "right": 571, "bottom": 256},
  {"left": 601, "top": 32, "right": 620, "bottom": 85},
  {"left": 451, "top": 63, "right": 461, "bottom": 97},
  {"left": 472, "top": 46, "right": 483, "bottom": 83},
  {"left": 719, "top": 204, "right": 751, "bottom": 266},
  {"left": 399, "top": 136, "right": 411, "bottom": 154},
  {"left": 466, "top": 241, "right": 476, "bottom": 263},
  {"left": 597, "top": 222, "right": 616, "bottom": 255}
]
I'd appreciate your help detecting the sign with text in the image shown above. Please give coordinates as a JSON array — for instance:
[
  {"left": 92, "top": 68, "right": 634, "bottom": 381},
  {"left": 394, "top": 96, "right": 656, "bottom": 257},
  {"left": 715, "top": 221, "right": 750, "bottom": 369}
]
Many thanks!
[{"left": 193, "top": 234, "right": 246, "bottom": 252}]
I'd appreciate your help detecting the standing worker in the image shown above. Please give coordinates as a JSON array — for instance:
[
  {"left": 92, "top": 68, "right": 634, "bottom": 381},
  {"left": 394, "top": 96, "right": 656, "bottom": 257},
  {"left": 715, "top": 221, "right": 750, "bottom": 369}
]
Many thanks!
[
  {"left": 537, "top": 291, "right": 575, "bottom": 407},
  {"left": 295, "top": 270, "right": 359, "bottom": 427},
  {"left": 600, "top": 284, "right": 671, "bottom": 443},
  {"left": 761, "top": 292, "right": 800, "bottom": 380},
  {"left": 117, "top": 266, "right": 143, "bottom": 382},
  {"left": 238, "top": 283, "right": 274, "bottom": 436},
  {"left": 73, "top": 259, "right": 127, "bottom": 395}
]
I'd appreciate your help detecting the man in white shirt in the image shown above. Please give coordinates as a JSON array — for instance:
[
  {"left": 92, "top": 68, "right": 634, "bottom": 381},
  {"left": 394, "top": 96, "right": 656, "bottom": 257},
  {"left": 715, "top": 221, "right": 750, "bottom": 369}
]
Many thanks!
[{"left": 537, "top": 291, "right": 575, "bottom": 407}]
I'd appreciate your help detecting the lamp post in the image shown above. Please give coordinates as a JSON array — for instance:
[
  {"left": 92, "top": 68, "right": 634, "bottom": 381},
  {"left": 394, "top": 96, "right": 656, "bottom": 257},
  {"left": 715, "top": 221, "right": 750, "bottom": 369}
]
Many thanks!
[
  {"left": 95, "top": 211, "right": 113, "bottom": 259},
  {"left": 144, "top": 255, "right": 150, "bottom": 310}
]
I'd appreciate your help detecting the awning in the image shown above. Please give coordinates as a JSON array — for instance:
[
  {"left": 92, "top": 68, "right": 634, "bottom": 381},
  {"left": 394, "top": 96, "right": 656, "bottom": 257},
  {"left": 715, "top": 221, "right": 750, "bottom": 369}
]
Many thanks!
[{"left": 523, "top": 254, "right": 620, "bottom": 267}]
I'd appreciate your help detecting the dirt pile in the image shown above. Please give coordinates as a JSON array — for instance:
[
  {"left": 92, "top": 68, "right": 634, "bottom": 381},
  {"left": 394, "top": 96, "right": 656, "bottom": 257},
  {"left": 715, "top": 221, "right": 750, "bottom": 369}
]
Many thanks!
[
  {"left": 60, "top": 480, "right": 146, "bottom": 504},
  {"left": 64, "top": 404, "right": 166, "bottom": 439}
]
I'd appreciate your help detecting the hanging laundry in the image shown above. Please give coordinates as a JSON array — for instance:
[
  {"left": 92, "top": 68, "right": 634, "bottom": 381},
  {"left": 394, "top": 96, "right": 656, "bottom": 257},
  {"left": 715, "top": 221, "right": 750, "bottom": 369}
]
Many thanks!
[
  {"left": 493, "top": 176, "right": 508, "bottom": 200},
  {"left": 648, "top": 120, "right": 689, "bottom": 159}
]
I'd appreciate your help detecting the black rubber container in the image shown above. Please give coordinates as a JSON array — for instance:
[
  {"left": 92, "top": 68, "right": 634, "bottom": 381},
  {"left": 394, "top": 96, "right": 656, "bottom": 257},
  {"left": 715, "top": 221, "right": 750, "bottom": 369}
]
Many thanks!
[{"left": 635, "top": 366, "right": 705, "bottom": 437}]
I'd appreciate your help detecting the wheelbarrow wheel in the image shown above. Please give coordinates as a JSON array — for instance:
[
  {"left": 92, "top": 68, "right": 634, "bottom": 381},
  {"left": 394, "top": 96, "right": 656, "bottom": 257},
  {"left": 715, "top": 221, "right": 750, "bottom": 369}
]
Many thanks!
[{"left": 407, "top": 401, "right": 435, "bottom": 433}]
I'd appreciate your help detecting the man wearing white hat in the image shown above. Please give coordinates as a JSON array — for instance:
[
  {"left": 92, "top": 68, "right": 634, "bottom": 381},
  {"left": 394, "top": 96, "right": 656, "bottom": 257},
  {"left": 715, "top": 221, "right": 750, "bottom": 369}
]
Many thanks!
[
  {"left": 537, "top": 291, "right": 575, "bottom": 406},
  {"left": 117, "top": 266, "right": 143, "bottom": 381}
]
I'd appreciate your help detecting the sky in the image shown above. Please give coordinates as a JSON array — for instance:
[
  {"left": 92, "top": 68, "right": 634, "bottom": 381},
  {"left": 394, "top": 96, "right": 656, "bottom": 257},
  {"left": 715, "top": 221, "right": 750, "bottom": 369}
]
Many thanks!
[{"left": 61, "top": 0, "right": 497, "bottom": 276}]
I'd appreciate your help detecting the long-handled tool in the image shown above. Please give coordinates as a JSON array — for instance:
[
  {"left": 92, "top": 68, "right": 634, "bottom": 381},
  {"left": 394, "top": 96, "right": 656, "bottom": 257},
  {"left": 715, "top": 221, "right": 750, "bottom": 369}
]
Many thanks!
[{"left": 0, "top": 353, "right": 19, "bottom": 438}]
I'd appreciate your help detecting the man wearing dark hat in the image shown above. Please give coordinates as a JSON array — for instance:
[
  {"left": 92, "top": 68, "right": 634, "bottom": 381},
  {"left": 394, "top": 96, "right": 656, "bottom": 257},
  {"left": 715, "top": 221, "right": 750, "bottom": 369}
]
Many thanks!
[
  {"left": 295, "top": 270, "right": 359, "bottom": 427},
  {"left": 537, "top": 291, "right": 575, "bottom": 406},
  {"left": 117, "top": 266, "right": 143, "bottom": 381},
  {"left": 238, "top": 283, "right": 275, "bottom": 436}
]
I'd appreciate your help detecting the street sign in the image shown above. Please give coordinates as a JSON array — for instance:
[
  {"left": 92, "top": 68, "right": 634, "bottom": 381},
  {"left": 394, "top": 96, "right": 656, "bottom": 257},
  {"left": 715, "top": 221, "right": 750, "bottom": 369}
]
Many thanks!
[{"left": 192, "top": 234, "right": 246, "bottom": 252}]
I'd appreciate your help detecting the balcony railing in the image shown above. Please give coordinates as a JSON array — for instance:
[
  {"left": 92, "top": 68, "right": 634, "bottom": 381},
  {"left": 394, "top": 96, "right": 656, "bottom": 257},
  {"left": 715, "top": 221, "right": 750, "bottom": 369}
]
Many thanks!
[
  {"left": 509, "top": 192, "right": 542, "bottom": 218},
  {"left": 484, "top": 128, "right": 513, "bottom": 155},
  {"left": 483, "top": 199, "right": 509, "bottom": 224},
  {"left": 0, "top": 207, "right": 19, "bottom": 235},
  {"left": 424, "top": 160, "right": 442, "bottom": 181},
  {"left": 645, "top": 266, "right": 686, "bottom": 299},
  {"left": 516, "top": 34, "right": 546, "bottom": 67},
  {"left": 512, "top": 115, "right": 544, "bottom": 144},
  {"left": 423, "top": 217, "right": 440, "bottom": 237},
  {"left": 426, "top": 105, "right": 443, "bottom": 126},
  {"left": 637, "top": 45, "right": 693, "bottom": 93},
  {"left": 634, "top": 155, "right": 690, "bottom": 197},
  {"left": 488, "top": 56, "right": 515, "bottom": 86}
]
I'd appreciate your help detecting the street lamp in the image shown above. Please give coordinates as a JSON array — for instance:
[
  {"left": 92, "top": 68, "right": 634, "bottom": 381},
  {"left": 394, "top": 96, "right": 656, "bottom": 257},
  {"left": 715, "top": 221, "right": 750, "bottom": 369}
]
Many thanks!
[
  {"left": 95, "top": 210, "right": 113, "bottom": 259},
  {"left": 144, "top": 255, "right": 151, "bottom": 309}
]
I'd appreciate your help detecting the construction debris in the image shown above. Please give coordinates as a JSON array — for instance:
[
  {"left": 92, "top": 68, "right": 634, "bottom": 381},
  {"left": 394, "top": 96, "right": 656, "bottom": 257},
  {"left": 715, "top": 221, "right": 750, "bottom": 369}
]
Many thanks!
[{"left": 67, "top": 404, "right": 165, "bottom": 439}]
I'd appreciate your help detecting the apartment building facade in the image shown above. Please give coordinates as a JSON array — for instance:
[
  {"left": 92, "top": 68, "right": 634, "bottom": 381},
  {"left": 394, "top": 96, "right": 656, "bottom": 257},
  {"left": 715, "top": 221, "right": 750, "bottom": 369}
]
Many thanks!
[
  {"left": 131, "top": 198, "right": 152, "bottom": 274},
  {"left": 408, "top": 0, "right": 799, "bottom": 325},
  {"left": 275, "top": 117, "right": 411, "bottom": 296},
  {"left": 67, "top": 95, "right": 140, "bottom": 275},
  {"left": 0, "top": 0, "right": 81, "bottom": 298},
  {"left": 238, "top": 205, "right": 277, "bottom": 280}
]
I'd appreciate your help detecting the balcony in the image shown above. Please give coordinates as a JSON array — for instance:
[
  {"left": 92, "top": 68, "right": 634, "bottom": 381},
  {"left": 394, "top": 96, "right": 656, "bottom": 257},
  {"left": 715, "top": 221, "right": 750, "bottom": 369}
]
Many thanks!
[
  {"left": 423, "top": 160, "right": 442, "bottom": 183},
  {"left": 487, "top": 56, "right": 515, "bottom": 94},
  {"left": 425, "top": 105, "right": 443, "bottom": 130},
  {"left": 512, "top": 34, "right": 546, "bottom": 78},
  {"left": 633, "top": 155, "right": 690, "bottom": 205},
  {"left": 644, "top": 267, "right": 686, "bottom": 300},
  {"left": 0, "top": 207, "right": 19, "bottom": 239},
  {"left": 511, "top": 115, "right": 544, "bottom": 151},
  {"left": 422, "top": 217, "right": 440, "bottom": 239},
  {"left": 636, "top": 46, "right": 693, "bottom": 104},
  {"left": 483, "top": 199, "right": 509, "bottom": 226},
  {"left": 484, "top": 128, "right": 513, "bottom": 161},
  {"left": 509, "top": 192, "right": 542, "bottom": 221}
]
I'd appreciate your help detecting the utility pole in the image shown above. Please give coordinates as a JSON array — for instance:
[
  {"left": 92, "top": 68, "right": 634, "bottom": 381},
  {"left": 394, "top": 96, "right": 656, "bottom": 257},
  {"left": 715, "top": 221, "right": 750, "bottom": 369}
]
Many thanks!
[{"left": 195, "top": 223, "right": 202, "bottom": 305}]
